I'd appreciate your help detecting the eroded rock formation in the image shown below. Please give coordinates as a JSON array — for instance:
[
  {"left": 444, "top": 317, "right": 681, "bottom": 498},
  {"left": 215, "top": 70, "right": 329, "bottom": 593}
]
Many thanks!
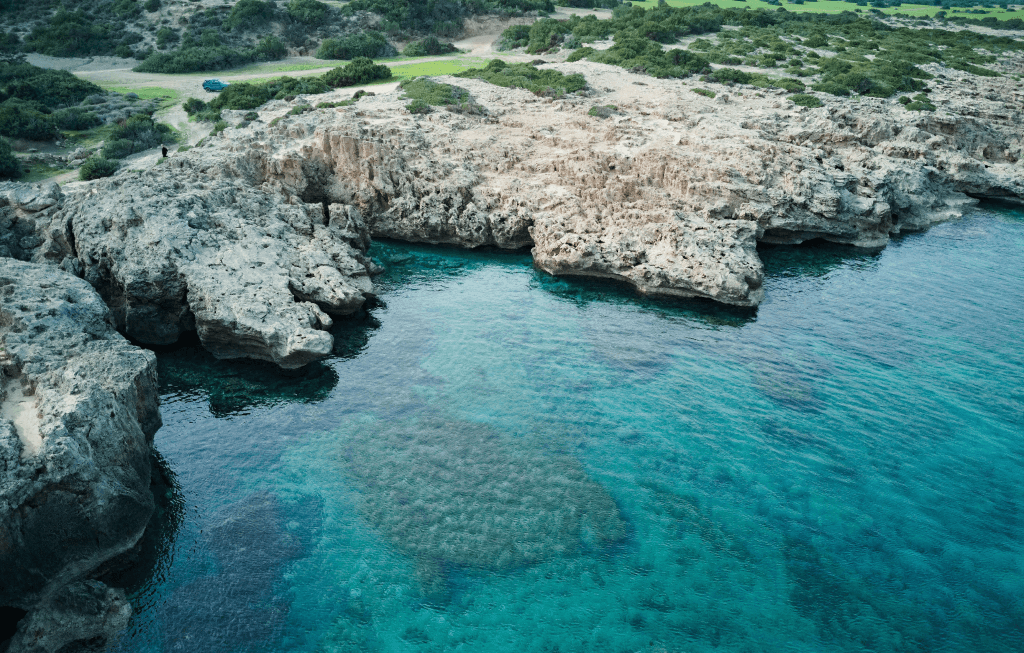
[
  {"left": 0, "top": 259, "right": 159, "bottom": 651},
  {"left": 7, "top": 60, "right": 1023, "bottom": 367}
]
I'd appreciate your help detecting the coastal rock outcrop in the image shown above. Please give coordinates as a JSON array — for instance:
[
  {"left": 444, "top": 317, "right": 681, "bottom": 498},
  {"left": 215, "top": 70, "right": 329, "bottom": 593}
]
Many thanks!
[
  {"left": 10, "top": 59, "right": 1024, "bottom": 366},
  {"left": 24, "top": 171, "right": 376, "bottom": 368},
  {"left": 0, "top": 259, "right": 159, "bottom": 651}
]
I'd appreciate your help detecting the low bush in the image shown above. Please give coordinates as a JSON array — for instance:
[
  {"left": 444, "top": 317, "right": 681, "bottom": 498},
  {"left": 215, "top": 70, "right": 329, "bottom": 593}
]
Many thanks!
[
  {"left": 79, "top": 156, "right": 119, "bottom": 181},
  {"left": 211, "top": 119, "right": 229, "bottom": 134},
  {"left": 406, "top": 98, "right": 432, "bottom": 114},
  {"left": 790, "top": 93, "right": 823, "bottom": 107},
  {"left": 102, "top": 114, "right": 174, "bottom": 158},
  {"left": 316, "top": 31, "right": 394, "bottom": 60},
  {"left": 0, "top": 136, "right": 20, "bottom": 180},
  {"left": 183, "top": 97, "right": 207, "bottom": 115},
  {"left": 0, "top": 62, "right": 104, "bottom": 109},
  {"left": 587, "top": 104, "right": 617, "bottom": 118},
  {"left": 400, "top": 78, "right": 470, "bottom": 106},
  {"left": 693, "top": 88, "right": 716, "bottom": 98},
  {"left": 287, "top": 0, "right": 329, "bottom": 24},
  {"left": 52, "top": 107, "right": 102, "bottom": 130},
  {"left": 321, "top": 57, "right": 392, "bottom": 87},
  {"left": 455, "top": 59, "right": 586, "bottom": 97},
  {"left": 224, "top": 0, "right": 276, "bottom": 32},
  {"left": 403, "top": 36, "right": 459, "bottom": 57},
  {"left": 0, "top": 98, "right": 57, "bottom": 140},
  {"left": 904, "top": 93, "right": 936, "bottom": 111},
  {"left": 144, "top": 0, "right": 161, "bottom": 11},
  {"left": 197, "top": 75, "right": 330, "bottom": 119},
  {"left": 243, "top": 111, "right": 260, "bottom": 120},
  {"left": 134, "top": 46, "right": 255, "bottom": 74}
]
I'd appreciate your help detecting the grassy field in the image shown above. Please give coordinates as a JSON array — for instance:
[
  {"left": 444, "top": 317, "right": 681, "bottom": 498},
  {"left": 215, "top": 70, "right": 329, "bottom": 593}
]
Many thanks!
[
  {"left": 96, "top": 85, "right": 181, "bottom": 107},
  {"left": 629, "top": 0, "right": 1024, "bottom": 21}
]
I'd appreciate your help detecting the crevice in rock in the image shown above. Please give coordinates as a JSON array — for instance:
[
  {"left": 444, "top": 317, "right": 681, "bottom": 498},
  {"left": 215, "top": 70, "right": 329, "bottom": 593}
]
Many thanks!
[{"left": 0, "top": 606, "right": 28, "bottom": 647}]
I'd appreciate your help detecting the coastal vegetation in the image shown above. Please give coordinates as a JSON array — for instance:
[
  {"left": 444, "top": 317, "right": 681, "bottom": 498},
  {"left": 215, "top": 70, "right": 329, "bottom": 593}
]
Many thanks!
[
  {"left": 184, "top": 57, "right": 392, "bottom": 121},
  {"left": 455, "top": 59, "right": 587, "bottom": 97},
  {"left": 498, "top": 4, "right": 1024, "bottom": 98}
]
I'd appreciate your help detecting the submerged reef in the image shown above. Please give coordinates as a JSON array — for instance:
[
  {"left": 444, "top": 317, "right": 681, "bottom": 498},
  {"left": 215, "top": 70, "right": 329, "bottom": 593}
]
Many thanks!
[{"left": 337, "top": 418, "right": 626, "bottom": 596}]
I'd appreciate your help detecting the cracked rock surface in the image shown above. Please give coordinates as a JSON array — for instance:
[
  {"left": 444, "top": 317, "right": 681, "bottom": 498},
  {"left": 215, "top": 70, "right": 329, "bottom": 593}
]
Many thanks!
[
  {"left": 6, "top": 60, "right": 1022, "bottom": 364},
  {"left": 0, "top": 259, "right": 159, "bottom": 650}
]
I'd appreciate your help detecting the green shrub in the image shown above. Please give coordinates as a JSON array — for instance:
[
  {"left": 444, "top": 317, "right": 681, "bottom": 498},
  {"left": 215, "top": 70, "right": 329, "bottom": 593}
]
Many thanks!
[
  {"left": 566, "top": 47, "right": 595, "bottom": 63},
  {"left": 904, "top": 93, "right": 936, "bottom": 111},
  {"left": 0, "top": 62, "right": 104, "bottom": 109},
  {"left": 0, "top": 136, "right": 20, "bottom": 180},
  {"left": 316, "top": 100, "right": 355, "bottom": 109},
  {"left": 587, "top": 104, "right": 617, "bottom": 118},
  {"left": 321, "top": 57, "right": 392, "bottom": 87},
  {"left": 0, "top": 98, "right": 57, "bottom": 141},
  {"left": 224, "top": 0, "right": 276, "bottom": 31},
  {"left": 134, "top": 46, "right": 254, "bottom": 73},
  {"left": 288, "top": 104, "right": 312, "bottom": 115},
  {"left": 243, "top": 111, "right": 260, "bottom": 120},
  {"left": 144, "top": 0, "right": 161, "bottom": 11},
  {"left": 403, "top": 36, "right": 459, "bottom": 57},
  {"left": 79, "top": 156, "right": 119, "bottom": 181},
  {"left": 400, "top": 78, "right": 471, "bottom": 105},
  {"left": 496, "top": 25, "right": 531, "bottom": 51},
  {"left": 211, "top": 119, "right": 229, "bottom": 134},
  {"left": 102, "top": 138, "right": 135, "bottom": 159},
  {"left": 790, "top": 93, "right": 823, "bottom": 107},
  {"left": 199, "top": 76, "right": 330, "bottom": 118},
  {"left": 455, "top": 59, "right": 586, "bottom": 97},
  {"left": 287, "top": 0, "right": 329, "bottom": 24},
  {"left": 693, "top": 88, "right": 716, "bottom": 98},
  {"left": 776, "top": 78, "right": 805, "bottom": 93},
  {"left": 183, "top": 97, "right": 207, "bottom": 115},
  {"left": 23, "top": 9, "right": 124, "bottom": 57},
  {"left": 316, "top": 31, "right": 393, "bottom": 60},
  {"left": 254, "top": 35, "right": 287, "bottom": 61},
  {"left": 406, "top": 98, "right": 432, "bottom": 114},
  {"left": 52, "top": 107, "right": 101, "bottom": 130},
  {"left": 156, "top": 28, "right": 178, "bottom": 49},
  {"left": 101, "top": 114, "right": 174, "bottom": 158}
]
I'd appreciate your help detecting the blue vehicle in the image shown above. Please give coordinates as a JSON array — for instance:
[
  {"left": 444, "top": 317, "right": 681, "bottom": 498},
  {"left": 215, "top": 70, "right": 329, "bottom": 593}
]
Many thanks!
[{"left": 203, "top": 79, "right": 229, "bottom": 92}]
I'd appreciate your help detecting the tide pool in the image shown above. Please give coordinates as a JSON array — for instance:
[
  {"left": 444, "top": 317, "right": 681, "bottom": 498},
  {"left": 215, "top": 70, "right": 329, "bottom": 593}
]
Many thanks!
[{"left": 106, "top": 203, "right": 1024, "bottom": 653}]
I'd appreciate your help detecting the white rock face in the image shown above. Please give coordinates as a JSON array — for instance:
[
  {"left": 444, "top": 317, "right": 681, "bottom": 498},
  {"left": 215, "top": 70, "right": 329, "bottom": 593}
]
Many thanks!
[
  {"left": 0, "top": 259, "right": 160, "bottom": 649},
  {"left": 8, "top": 61, "right": 1023, "bottom": 363}
]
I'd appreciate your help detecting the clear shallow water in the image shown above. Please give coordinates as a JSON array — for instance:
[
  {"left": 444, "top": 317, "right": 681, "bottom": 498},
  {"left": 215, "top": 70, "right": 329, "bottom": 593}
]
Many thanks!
[{"left": 105, "top": 204, "right": 1024, "bottom": 653}]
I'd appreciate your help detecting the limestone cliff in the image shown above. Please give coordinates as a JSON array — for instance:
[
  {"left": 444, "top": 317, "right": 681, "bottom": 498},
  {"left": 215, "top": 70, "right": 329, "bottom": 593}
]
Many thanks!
[
  {"left": 0, "top": 259, "right": 159, "bottom": 652},
  {"left": 8, "top": 60, "right": 1023, "bottom": 366}
]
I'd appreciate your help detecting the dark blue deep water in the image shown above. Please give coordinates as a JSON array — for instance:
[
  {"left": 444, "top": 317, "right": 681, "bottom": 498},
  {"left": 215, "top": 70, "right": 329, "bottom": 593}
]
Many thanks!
[{"left": 107, "top": 204, "right": 1023, "bottom": 653}]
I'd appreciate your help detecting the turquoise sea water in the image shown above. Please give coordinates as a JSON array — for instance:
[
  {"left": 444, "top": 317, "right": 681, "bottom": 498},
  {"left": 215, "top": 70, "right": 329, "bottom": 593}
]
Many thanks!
[{"left": 106, "top": 204, "right": 1023, "bottom": 653}]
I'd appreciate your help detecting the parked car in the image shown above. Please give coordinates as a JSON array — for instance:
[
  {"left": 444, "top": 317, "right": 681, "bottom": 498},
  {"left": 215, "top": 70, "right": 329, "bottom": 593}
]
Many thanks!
[{"left": 203, "top": 79, "right": 229, "bottom": 92}]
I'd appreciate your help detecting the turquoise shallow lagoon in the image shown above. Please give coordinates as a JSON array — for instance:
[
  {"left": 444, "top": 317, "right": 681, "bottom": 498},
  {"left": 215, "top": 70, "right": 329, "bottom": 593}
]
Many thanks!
[{"left": 106, "top": 204, "right": 1023, "bottom": 653}]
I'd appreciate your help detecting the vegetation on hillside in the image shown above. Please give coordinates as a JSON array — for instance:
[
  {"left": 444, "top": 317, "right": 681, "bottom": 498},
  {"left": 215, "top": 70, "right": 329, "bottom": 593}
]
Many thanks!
[
  {"left": 455, "top": 59, "right": 587, "bottom": 97},
  {"left": 185, "top": 58, "right": 392, "bottom": 121},
  {"left": 498, "top": 4, "right": 1024, "bottom": 98}
]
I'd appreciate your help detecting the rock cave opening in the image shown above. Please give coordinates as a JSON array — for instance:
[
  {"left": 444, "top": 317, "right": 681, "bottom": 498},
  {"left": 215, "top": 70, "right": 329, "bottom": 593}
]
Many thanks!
[{"left": 0, "top": 606, "right": 28, "bottom": 646}]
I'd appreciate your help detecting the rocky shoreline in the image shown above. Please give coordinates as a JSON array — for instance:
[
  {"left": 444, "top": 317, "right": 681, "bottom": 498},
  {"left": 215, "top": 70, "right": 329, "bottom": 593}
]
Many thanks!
[
  {"left": 1, "top": 259, "right": 159, "bottom": 653},
  {"left": 0, "top": 57, "right": 1022, "bottom": 650}
]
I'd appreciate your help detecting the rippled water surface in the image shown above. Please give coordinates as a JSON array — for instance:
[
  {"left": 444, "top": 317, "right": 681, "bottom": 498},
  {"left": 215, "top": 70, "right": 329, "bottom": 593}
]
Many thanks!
[{"left": 108, "top": 204, "right": 1024, "bottom": 653}]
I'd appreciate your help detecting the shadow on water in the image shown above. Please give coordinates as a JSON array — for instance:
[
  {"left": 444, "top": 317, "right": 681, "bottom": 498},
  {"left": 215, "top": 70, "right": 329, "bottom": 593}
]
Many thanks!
[
  {"left": 159, "top": 493, "right": 323, "bottom": 653},
  {"left": 94, "top": 452, "right": 185, "bottom": 595},
  {"left": 533, "top": 271, "right": 757, "bottom": 328},
  {"left": 153, "top": 333, "right": 340, "bottom": 417},
  {"left": 758, "top": 239, "right": 883, "bottom": 279}
]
